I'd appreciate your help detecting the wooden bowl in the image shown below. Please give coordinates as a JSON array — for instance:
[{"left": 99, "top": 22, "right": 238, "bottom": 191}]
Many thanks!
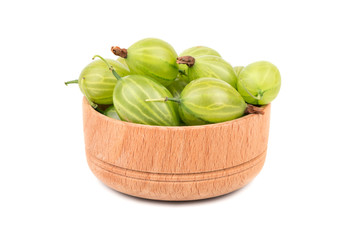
[{"left": 82, "top": 97, "right": 271, "bottom": 201}]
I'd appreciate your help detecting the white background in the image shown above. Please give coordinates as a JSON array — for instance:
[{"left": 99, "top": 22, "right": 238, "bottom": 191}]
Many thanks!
[{"left": 1, "top": 0, "right": 336, "bottom": 239}]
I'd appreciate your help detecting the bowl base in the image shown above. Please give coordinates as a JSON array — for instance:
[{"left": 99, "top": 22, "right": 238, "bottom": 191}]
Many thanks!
[{"left": 86, "top": 150, "right": 266, "bottom": 201}]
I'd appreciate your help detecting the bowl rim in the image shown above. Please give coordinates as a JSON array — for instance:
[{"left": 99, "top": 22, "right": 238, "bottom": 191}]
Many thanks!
[{"left": 83, "top": 97, "right": 270, "bottom": 130}]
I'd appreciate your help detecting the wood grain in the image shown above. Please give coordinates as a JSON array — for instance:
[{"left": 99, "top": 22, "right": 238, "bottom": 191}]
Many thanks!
[
  {"left": 82, "top": 97, "right": 271, "bottom": 201},
  {"left": 87, "top": 153, "right": 266, "bottom": 201}
]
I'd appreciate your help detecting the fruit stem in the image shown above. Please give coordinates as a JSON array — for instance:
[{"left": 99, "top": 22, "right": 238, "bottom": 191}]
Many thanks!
[
  {"left": 240, "top": 80, "right": 263, "bottom": 101},
  {"left": 176, "top": 56, "right": 195, "bottom": 67},
  {"left": 64, "top": 78, "right": 97, "bottom": 108},
  {"left": 92, "top": 55, "right": 122, "bottom": 81},
  {"left": 245, "top": 104, "right": 265, "bottom": 115},
  {"left": 64, "top": 80, "right": 78, "bottom": 85},
  {"left": 145, "top": 97, "right": 181, "bottom": 103},
  {"left": 111, "top": 46, "right": 128, "bottom": 58}
]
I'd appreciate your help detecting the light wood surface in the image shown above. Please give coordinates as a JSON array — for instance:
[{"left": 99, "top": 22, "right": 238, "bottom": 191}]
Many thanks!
[{"left": 82, "top": 97, "right": 271, "bottom": 201}]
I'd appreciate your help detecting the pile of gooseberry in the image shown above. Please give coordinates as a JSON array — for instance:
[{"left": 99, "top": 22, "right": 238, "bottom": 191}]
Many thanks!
[{"left": 65, "top": 38, "right": 281, "bottom": 126}]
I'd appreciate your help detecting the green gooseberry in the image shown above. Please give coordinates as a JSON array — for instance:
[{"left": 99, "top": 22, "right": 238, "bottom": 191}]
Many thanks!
[
  {"left": 92, "top": 56, "right": 180, "bottom": 126},
  {"left": 166, "top": 77, "right": 188, "bottom": 98},
  {"left": 65, "top": 58, "right": 130, "bottom": 107},
  {"left": 104, "top": 105, "right": 121, "bottom": 120},
  {"left": 233, "top": 66, "right": 244, "bottom": 77},
  {"left": 146, "top": 78, "right": 264, "bottom": 126},
  {"left": 177, "top": 55, "right": 237, "bottom": 89},
  {"left": 116, "top": 57, "right": 129, "bottom": 70},
  {"left": 179, "top": 46, "right": 221, "bottom": 58},
  {"left": 178, "top": 46, "right": 221, "bottom": 82},
  {"left": 111, "top": 38, "right": 179, "bottom": 87},
  {"left": 237, "top": 61, "right": 281, "bottom": 105}
]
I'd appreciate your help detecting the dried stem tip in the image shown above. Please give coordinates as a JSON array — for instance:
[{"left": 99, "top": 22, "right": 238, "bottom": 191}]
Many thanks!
[
  {"left": 245, "top": 104, "right": 265, "bottom": 115},
  {"left": 176, "top": 56, "right": 195, "bottom": 67},
  {"left": 111, "top": 46, "right": 128, "bottom": 58}
]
